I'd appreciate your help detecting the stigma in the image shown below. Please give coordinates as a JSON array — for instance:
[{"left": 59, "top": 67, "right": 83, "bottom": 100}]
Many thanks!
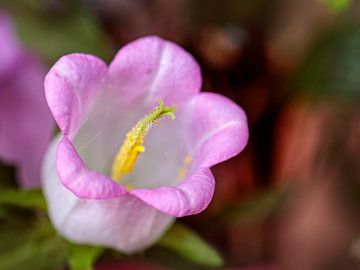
[{"left": 111, "top": 99, "right": 176, "bottom": 182}]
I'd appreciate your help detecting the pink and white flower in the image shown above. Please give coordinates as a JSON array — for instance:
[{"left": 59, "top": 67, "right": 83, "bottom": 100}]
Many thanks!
[{"left": 42, "top": 36, "right": 248, "bottom": 253}]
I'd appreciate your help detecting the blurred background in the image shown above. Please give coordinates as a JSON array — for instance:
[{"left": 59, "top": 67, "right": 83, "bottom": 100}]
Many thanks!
[{"left": 1, "top": 0, "right": 360, "bottom": 269}]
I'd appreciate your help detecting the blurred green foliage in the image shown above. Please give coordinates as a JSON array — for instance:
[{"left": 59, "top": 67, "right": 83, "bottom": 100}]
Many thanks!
[
  {"left": 0, "top": 0, "right": 112, "bottom": 64},
  {"left": 322, "top": 0, "right": 352, "bottom": 12},
  {"left": 0, "top": 215, "right": 66, "bottom": 270},
  {"left": 158, "top": 223, "right": 224, "bottom": 267},
  {"left": 220, "top": 189, "right": 285, "bottom": 223},
  {"left": 0, "top": 188, "right": 46, "bottom": 210},
  {"left": 66, "top": 242, "right": 104, "bottom": 270},
  {"left": 296, "top": 21, "right": 360, "bottom": 100}
]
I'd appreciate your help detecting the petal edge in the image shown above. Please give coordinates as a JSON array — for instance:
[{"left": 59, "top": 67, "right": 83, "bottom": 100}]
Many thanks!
[
  {"left": 130, "top": 167, "right": 215, "bottom": 217},
  {"left": 45, "top": 53, "right": 107, "bottom": 136},
  {"left": 56, "top": 137, "right": 128, "bottom": 199}
]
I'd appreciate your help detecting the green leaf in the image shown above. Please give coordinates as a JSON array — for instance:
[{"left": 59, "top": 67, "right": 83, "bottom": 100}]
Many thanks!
[
  {"left": 221, "top": 189, "right": 285, "bottom": 223},
  {"left": 321, "top": 0, "right": 352, "bottom": 12},
  {"left": 296, "top": 22, "right": 360, "bottom": 101},
  {"left": 0, "top": 188, "right": 46, "bottom": 211},
  {"left": 158, "top": 223, "right": 224, "bottom": 267},
  {"left": 1, "top": 0, "right": 112, "bottom": 63},
  {"left": 0, "top": 218, "right": 67, "bottom": 270},
  {"left": 65, "top": 241, "right": 104, "bottom": 270}
]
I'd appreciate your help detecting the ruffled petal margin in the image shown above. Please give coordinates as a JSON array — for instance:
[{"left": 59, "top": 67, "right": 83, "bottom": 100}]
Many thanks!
[
  {"left": 130, "top": 168, "right": 214, "bottom": 217},
  {"left": 57, "top": 137, "right": 214, "bottom": 217},
  {"left": 183, "top": 92, "right": 249, "bottom": 169}
]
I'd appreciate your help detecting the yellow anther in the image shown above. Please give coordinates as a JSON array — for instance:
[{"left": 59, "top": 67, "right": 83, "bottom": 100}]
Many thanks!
[
  {"left": 111, "top": 99, "right": 176, "bottom": 182},
  {"left": 178, "top": 154, "right": 192, "bottom": 181},
  {"left": 178, "top": 167, "right": 187, "bottom": 180},
  {"left": 125, "top": 184, "right": 134, "bottom": 191},
  {"left": 135, "top": 145, "right": 145, "bottom": 152},
  {"left": 184, "top": 155, "right": 192, "bottom": 165}
]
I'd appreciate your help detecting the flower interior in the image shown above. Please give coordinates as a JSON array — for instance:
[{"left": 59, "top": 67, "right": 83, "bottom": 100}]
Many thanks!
[{"left": 111, "top": 98, "right": 176, "bottom": 183}]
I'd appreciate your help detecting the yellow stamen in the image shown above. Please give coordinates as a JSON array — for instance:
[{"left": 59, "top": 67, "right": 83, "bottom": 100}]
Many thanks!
[
  {"left": 111, "top": 99, "right": 176, "bottom": 182},
  {"left": 184, "top": 155, "right": 192, "bottom": 165},
  {"left": 178, "top": 154, "right": 192, "bottom": 180},
  {"left": 125, "top": 184, "right": 134, "bottom": 191}
]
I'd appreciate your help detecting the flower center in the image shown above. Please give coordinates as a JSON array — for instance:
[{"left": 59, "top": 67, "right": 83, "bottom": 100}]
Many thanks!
[{"left": 111, "top": 99, "right": 176, "bottom": 182}]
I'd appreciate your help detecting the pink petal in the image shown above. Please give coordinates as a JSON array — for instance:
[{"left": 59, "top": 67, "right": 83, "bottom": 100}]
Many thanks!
[
  {"left": 108, "top": 36, "right": 201, "bottom": 108},
  {"left": 43, "top": 138, "right": 174, "bottom": 253},
  {"left": 183, "top": 92, "right": 249, "bottom": 169},
  {"left": 44, "top": 53, "right": 108, "bottom": 136},
  {"left": 0, "top": 14, "right": 54, "bottom": 187},
  {"left": 56, "top": 137, "right": 127, "bottom": 199},
  {"left": 0, "top": 12, "right": 21, "bottom": 75},
  {"left": 130, "top": 167, "right": 215, "bottom": 217}
]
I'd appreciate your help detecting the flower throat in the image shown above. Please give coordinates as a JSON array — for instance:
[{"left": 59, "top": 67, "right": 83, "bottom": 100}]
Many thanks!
[{"left": 111, "top": 99, "right": 176, "bottom": 182}]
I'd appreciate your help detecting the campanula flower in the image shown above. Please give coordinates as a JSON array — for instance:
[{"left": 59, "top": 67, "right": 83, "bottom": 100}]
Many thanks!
[
  {"left": 42, "top": 36, "right": 248, "bottom": 253},
  {"left": 0, "top": 12, "right": 53, "bottom": 187}
]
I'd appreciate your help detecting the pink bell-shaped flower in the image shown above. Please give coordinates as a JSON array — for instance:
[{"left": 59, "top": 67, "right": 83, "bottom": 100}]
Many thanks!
[{"left": 42, "top": 36, "right": 248, "bottom": 253}]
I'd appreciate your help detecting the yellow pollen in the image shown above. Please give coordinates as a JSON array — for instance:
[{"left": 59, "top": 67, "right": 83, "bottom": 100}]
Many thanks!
[
  {"left": 111, "top": 99, "right": 176, "bottom": 182},
  {"left": 125, "top": 184, "right": 134, "bottom": 191},
  {"left": 178, "top": 154, "right": 192, "bottom": 180}
]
